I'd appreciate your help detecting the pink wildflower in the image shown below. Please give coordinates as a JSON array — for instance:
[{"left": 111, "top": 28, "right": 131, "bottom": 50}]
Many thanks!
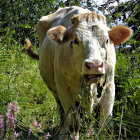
[
  {"left": 37, "top": 124, "right": 41, "bottom": 130},
  {"left": 6, "top": 102, "right": 18, "bottom": 129},
  {"left": 33, "top": 121, "right": 41, "bottom": 130},
  {"left": 14, "top": 132, "right": 19, "bottom": 138},
  {"left": 0, "top": 115, "right": 4, "bottom": 137},
  {"left": 70, "top": 132, "right": 79, "bottom": 140},
  {"left": 74, "top": 136, "right": 78, "bottom": 140},
  {"left": 87, "top": 132, "right": 91, "bottom": 138},
  {"left": 33, "top": 121, "right": 37, "bottom": 127},
  {"left": 44, "top": 132, "right": 51, "bottom": 140},
  {"left": 87, "top": 124, "right": 95, "bottom": 138},
  {"left": 33, "top": 121, "right": 38, "bottom": 127},
  {"left": 70, "top": 133, "right": 74, "bottom": 139},
  {"left": 29, "top": 128, "right": 34, "bottom": 133},
  {"left": 6, "top": 101, "right": 20, "bottom": 139}
]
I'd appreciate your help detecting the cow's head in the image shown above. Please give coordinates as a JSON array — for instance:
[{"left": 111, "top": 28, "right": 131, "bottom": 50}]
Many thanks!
[{"left": 48, "top": 12, "right": 132, "bottom": 84}]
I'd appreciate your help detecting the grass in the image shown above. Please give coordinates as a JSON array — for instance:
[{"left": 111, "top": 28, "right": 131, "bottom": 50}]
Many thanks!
[
  {"left": 0, "top": 42, "right": 58, "bottom": 139},
  {"left": 0, "top": 41, "right": 139, "bottom": 139}
]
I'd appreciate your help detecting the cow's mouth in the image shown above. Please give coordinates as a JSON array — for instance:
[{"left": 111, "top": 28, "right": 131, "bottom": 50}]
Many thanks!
[{"left": 83, "top": 74, "right": 104, "bottom": 83}]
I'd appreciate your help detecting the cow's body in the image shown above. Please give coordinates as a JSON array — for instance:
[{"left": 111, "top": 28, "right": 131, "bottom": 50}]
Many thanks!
[{"left": 26, "top": 6, "right": 132, "bottom": 139}]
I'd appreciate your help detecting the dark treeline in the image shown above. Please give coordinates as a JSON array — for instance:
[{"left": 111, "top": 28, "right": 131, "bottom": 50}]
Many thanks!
[{"left": 0, "top": 0, "right": 139, "bottom": 48}]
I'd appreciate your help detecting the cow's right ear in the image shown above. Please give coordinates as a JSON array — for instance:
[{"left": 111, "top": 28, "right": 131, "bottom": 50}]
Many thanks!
[{"left": 48, "top": 25, "right": 71, "bottom": 43}]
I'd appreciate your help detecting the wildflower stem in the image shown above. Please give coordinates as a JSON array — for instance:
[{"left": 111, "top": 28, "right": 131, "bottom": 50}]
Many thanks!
[{"left": 118, "top": 107, "right": 124, "bottom": 140}]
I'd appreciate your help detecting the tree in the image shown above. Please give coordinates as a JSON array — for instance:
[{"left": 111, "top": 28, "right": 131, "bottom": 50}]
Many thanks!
[
  {"left": 0, "top": 0, "right": 56, "bottom": 45},
  {"left": 109, "top": 0, "right": 140, "bottom": 48}
]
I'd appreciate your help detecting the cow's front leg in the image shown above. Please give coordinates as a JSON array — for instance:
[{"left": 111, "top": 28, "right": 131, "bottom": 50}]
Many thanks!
[
  {"left": 66, "top": 107, "right": 80, "bottom": 140},
  {"left": 55, "top": 98, "right": 67, "bottom": 139},
  {"left": 99, "top": 82, "right": 115, "bottom": 129}
]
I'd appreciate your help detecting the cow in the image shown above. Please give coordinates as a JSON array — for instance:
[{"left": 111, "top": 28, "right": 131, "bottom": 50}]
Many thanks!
[{"left": 25, "top": 6, "right": 132, "bottom": 139}]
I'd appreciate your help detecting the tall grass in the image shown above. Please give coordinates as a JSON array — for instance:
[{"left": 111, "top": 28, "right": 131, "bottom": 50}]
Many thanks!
[{"left": 0, "top": 40, "right": 58, "bottom": 139}]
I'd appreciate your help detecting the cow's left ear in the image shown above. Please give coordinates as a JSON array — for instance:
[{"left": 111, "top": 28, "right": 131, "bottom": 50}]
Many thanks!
[
  {"left": 108, "top": 25, "right": 132, "bottom": 45},
  {"left": 48, "top": 25, "right": 72, "bottom": 43}
]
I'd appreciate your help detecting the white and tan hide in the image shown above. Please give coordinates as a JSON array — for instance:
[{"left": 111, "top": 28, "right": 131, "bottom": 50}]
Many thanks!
[{"left": 26, "top": 6, "right": 132, "bottom": 140}]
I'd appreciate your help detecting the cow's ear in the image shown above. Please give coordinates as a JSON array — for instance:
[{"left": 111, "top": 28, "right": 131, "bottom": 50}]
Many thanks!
[
  {"left": 48, "top": 25, "right": 71, "bottom": 43},
  {"left": 109, "top": 25, "right": 132, "bottom": 45}
]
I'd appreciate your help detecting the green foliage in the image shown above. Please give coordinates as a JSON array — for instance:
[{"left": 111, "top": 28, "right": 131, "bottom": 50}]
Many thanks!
[
  {"left": 110, "top": 0, "right": 140, "bottom": 48},
  {"left": 0, "top": 0, "right": 82, "bottom": 45},
  {"left": 114, "top": 48, "right": 140, "bottom": 138},
  {"left": 0, "top": 0, "right": 56, "bottom": 45}
]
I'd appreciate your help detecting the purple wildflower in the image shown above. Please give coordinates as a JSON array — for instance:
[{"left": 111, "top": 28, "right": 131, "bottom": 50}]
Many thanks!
[
  {"left": 29, "top": 128, "right": 34, "bottom": 135},
  {"left": 37, "top": 124, "right": 41, "bottom": 130},
  {"left": 44, "top": 132, "right": 51, "bottom": 140},
  {"left": 14, "top": 132, "right": 19, "bottom": 138},
  {"left": 70, "top": 134, "right": 74, "bottom": 139},
  {"left": 6, "top": 101, "right": 20, "bottom": 139},
  {"left": 70, "top": 132, "right": 79, "bottom": 140},
  {"left": 34, "top": 121, "right": 41, "bottom": 130},
  {"left": 0, "top": 115, "right": 4, "bottom": 137},
  {"left": 87, "top": 132, "right": 90, "bottom": 138},
  {"left": 29, "top": 121, "right": 42, "bottom": 135},
  {"left": 33, "top": 121, "right": 38, "bottom": 127},
  {"left": 87, "top": 124, "right": 95, "bottom": 138},
  {"left": 74, "top": 136, "right": 78, "bottom": 140}
]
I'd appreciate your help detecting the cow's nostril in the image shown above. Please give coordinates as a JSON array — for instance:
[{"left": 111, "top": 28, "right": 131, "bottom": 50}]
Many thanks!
[
  {"left": 85, "top": 62, "right": 91, "bottom": 70},
  {"left": 99, "top": 62, "right": 103, "bottom": 68}
]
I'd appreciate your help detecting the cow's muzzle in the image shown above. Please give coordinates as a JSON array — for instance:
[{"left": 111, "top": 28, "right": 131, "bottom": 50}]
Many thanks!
[{"left": 82, "top": 60, "right": 105, "bottom": 84}]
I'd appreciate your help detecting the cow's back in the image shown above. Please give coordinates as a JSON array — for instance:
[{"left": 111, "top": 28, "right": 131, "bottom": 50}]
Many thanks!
[{"left": 39, "top": 6, "right": 91, "bottom": 96}]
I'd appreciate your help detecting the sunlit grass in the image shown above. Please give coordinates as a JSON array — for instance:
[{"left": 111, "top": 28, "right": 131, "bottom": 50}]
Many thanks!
[{"left": 0, "top": 43, "right": 58, "bottom": 139}]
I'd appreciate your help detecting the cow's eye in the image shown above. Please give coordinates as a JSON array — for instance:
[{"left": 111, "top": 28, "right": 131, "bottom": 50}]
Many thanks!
[
  {"left": 74, "top": 39, "right": 79, "bottom": 45},
  {"left": 106, "top": 39, "right": 109, "bottom": 44},
  {"left": 102, "top": 39, "right": 109, "bottom": 48}
]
